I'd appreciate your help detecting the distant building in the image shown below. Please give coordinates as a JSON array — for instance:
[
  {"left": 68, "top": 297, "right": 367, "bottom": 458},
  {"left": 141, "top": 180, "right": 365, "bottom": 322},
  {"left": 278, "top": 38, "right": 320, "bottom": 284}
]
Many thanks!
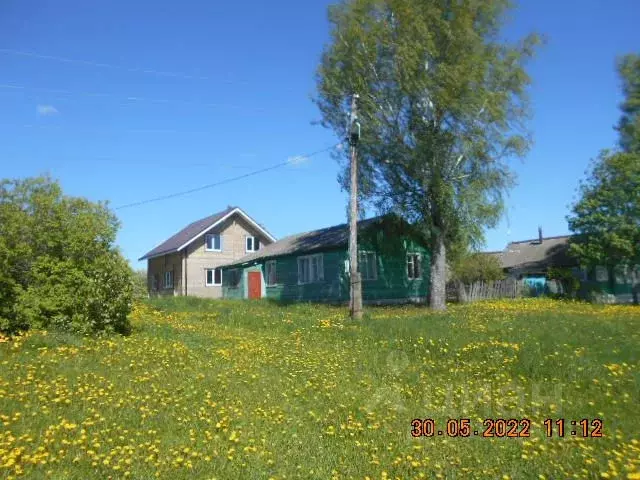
[{"left": 490, "top": 228, "right": 639, "bottom": 303}]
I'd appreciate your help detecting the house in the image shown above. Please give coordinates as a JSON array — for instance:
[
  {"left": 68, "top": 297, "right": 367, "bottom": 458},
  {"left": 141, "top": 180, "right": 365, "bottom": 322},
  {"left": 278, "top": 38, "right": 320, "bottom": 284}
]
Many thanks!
[
  {"left": 496, "top": 229, "right": 576, "bottom": 278},
  {"left": 139, "top": 206, "right": 275, "bottom": 297},
  {"left": 220, "top": 215, "right": 430, "bottom": 304},
  {"left": 491, "top": 228, "right": 639, "bottom": 302}
]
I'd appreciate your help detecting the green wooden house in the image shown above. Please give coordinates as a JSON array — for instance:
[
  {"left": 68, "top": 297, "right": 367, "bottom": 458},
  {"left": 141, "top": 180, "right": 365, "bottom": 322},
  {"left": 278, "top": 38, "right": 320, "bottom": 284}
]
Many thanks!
[{"left": 220, "top": 215, "right": 430, "bottom": 304}]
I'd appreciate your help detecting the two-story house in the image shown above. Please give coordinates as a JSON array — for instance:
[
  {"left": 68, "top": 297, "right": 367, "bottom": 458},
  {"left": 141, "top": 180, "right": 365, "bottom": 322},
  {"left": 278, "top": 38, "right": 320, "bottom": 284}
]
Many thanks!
[{"left": 139, "top": 206, "right": 275, "bottom": 297}]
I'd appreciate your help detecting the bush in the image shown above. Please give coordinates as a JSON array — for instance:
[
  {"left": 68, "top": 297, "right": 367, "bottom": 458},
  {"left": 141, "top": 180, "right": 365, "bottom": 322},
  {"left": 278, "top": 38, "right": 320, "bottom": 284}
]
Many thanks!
[
  {"left": 547, "top": 267, "right": 582, "bottom": 299},
  {"left": 132, "top": 269, "right": 149, "bottom": 301},
  {"left": 0, "top": 176, "right": 133, "bottom": 335},
  {"left": 450, "top": 252, "right": 505, "bottom": 284}
]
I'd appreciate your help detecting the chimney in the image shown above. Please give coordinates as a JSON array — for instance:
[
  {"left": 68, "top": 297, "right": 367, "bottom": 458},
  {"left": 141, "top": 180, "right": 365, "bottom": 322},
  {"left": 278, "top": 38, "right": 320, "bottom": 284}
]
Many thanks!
[{"left": 538, "top": 226, "right": 543, "bottom": 244}]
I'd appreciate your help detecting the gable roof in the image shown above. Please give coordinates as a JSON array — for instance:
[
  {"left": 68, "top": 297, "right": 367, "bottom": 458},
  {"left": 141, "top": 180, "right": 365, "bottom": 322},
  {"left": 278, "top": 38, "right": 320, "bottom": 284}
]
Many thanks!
[
  {"left": 222, "top": 215, "right": 394, "bottom": 268},
  {"left": 139, "top": 206, "right": 275, "bottom": 261},
  {"left": 493, "top": 235, "right": 576, "bottom": 271}
]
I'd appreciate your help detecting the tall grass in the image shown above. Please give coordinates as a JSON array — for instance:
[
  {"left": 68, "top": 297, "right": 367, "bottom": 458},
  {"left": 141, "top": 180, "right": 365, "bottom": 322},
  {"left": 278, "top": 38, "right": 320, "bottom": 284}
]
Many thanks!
[{"left": 1, "top": 298, "right": 638, "bottom": 479}]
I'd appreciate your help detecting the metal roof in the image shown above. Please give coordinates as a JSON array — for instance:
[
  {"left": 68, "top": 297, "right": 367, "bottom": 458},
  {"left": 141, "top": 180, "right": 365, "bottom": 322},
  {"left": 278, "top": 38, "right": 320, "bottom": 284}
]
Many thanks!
[
  {"left": 222, "top": 216, "right": 388, "bottom": 268},
  {"left": 139, "top": 206, "right": 275, "bottom": 261},
  {"left": 494, "top": 235, "right": 575, "bottom": 271}
]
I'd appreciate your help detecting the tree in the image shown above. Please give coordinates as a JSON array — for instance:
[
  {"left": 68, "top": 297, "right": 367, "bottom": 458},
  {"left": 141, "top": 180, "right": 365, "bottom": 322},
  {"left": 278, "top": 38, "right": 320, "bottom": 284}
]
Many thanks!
[
  {"left": 450, "top": 252, "right": 504, "bottom": 284},
  {"left": 616, "top": 54, "right": 640, "bottom": 153},
  {"left": 567, "top": 54, "right": 640, "bottom": 302},
  {"left": 316, "top": 0, "right": 539, "bottom": 309},
  {"left": 567, "top": 150, "right": 640, "bottom": 291},
  {"left": 0, "top": 176, "right": 133, "bottom": 334}
]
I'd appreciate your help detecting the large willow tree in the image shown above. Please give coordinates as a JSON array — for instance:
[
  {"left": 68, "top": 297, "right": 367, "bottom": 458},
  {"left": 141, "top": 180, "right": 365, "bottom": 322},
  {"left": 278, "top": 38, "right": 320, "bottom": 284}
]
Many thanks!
[{"left": 315, "top": 0, "right": 539, "bottom": 309}]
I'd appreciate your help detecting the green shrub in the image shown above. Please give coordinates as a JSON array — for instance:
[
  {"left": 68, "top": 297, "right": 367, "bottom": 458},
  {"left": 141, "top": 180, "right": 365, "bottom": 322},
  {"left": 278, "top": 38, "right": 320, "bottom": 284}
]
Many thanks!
[
  {"left": 450, "top": 252, "right": 505, "bottom": 284},
  {"left": 547, "top": 267, "right": 582, "bottom": 298},
  {"left": 132, "top": 269, "right": 148, "bottom": 301},
  {"left": 0, "top": 176, "right": 133, "bottom": 335}
]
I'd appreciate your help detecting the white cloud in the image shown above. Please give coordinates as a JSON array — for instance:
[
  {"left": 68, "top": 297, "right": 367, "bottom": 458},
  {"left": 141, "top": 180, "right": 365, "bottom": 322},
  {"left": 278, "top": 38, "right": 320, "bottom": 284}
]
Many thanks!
[
  {"left": 287, "top": 155, "right": 309, "bottom": 166},
  {"left": 37, "top": 104, "right": 58, "bottom": 116}
]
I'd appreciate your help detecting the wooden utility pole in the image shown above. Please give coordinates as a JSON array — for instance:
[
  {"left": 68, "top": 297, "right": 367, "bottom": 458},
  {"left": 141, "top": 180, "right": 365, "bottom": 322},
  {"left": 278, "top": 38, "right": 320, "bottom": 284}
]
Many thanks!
[{"left": 348, "top": 94, "right": 363, "bottom": 319}]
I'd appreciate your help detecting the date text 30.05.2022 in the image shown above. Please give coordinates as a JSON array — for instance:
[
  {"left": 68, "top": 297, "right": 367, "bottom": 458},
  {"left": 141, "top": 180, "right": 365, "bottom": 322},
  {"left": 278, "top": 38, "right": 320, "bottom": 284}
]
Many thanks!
[{"left": 410, "top": 418, "right": 603, "bottom": 438}]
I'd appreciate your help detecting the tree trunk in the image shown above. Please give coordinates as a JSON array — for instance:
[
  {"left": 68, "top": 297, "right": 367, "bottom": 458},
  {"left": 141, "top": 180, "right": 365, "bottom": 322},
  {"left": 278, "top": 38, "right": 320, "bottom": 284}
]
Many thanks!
[{"left": 429, "top": 231, "right": 447, "bottom": 310}]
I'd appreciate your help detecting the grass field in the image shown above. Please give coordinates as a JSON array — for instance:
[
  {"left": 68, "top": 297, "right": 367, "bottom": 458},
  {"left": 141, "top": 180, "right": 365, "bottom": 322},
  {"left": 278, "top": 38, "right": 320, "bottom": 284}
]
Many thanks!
[{"left": 1, "top": 298, "right": 639, "bottom": 479}]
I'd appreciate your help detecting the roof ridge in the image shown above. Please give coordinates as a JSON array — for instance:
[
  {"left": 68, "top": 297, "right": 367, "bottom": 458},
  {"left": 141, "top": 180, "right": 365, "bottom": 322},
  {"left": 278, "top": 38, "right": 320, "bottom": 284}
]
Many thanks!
[
  {"left": 221, "top": 214, "right": 395, "bottom": 268},
  {"left": 139, "top": 205, "right": 239, "bottom": 260},
  {"left": 272, "top": 214, "right": 387, "bottom": 244},
  {"left": 508, "top": 234, "right": 572, "bottom": 245}
]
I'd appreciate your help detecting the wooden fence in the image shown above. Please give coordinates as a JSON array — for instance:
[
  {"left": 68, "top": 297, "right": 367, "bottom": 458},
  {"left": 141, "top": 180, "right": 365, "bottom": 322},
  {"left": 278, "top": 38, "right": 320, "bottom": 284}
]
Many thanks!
[{"left": 446, "top": 278, "right": 524, "bottom": 303}]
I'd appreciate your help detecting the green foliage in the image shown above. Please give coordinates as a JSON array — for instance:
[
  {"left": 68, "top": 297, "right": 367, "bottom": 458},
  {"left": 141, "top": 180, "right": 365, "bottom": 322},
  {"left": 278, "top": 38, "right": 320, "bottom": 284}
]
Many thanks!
[
  {"left": 0, "top": 176, "right": 132, "bottom": 335},
  {"left": 132, "top": 269, "right": 149, "bottom": 300},
  {"left": 617, "top": 54, "right": 640, "bottom": 153},
  {"left": 568, "top": 56, "right": 640, "bottom": 287},
  {"left": 315, "top": 0, "right": 539, "bottom": 308},
  {"left": 567, "top": 151, "right": 640, "bottom": 275},
  {"left": 450, "top": 252, "right": 505, "bottom": 284},
  {"left": 547, "top": 267, "right": 581, "bottom": 298}
]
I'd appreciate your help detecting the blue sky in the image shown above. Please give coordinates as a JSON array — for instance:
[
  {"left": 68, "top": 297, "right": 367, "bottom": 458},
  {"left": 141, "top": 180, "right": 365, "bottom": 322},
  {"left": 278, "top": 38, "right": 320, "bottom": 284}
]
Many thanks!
[{"left": 1, "top": 0, "right": 638, "bottom": 269}]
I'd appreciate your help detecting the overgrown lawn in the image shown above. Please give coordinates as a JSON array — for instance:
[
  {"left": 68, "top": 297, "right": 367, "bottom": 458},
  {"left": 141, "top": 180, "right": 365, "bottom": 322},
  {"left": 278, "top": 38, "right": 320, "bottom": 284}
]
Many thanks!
[{"left": 1, "top": 298, "right": 639, "bottom": 479}]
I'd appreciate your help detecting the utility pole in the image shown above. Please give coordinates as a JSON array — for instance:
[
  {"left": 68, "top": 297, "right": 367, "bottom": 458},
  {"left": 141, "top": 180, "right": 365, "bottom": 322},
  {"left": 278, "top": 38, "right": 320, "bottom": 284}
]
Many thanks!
[{"left": 348, "top": 94, "right": 363, "bottom": 320}]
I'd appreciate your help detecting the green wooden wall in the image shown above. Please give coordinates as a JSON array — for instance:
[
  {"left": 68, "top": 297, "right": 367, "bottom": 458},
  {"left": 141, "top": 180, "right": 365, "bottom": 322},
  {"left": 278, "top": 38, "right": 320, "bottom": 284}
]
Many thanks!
[
  {"left": 581, "top": 265, "right": 639, "bottom": 302},
  {"left": 264, "top": 250, "right": 347, "bottom": 302}
]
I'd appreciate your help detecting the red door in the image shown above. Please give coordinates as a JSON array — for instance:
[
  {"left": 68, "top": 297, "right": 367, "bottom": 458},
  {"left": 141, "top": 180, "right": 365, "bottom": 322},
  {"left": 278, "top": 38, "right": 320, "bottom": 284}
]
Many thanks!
[{"left": 248, "top": 272, "right": 262, "bottom": 299}]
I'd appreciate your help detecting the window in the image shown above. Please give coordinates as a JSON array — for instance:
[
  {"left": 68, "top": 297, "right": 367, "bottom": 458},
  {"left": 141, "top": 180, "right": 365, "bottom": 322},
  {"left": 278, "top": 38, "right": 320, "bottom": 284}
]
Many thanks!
[
  {"left": 164, "top": 270, "right": 174, "bottom": 289},
  {"left": 227, "top": 269, "right": 241, "bottom": 288},
  {"left": 205, "top": 234, "right": 222, "bottom": 251},
  {"left": 595, "top": 266, "right": 608, "bottom": 283},
  {"left": 358, "top": 251, "right": 378, "bottom": 281},
  {"left": 151, "top": 274, "right": 159, "bottom": 291},
  {"left": 206, "top": 268, "right": 222, "bottom": 286},
  {"left": 407, "top": 253, "right": 422, "bottom": 280},
  {"left": 266, "top": 260, "right": 277, "bottom": 286},
  {"left": 579, "top": 266, "right": 588, "bottom": 282},
  {"left": 246, "top": 236, "right": 260, "bottom": 252},
  {"left": 298, "top": 254, "right": 324, "bottom": 284}
]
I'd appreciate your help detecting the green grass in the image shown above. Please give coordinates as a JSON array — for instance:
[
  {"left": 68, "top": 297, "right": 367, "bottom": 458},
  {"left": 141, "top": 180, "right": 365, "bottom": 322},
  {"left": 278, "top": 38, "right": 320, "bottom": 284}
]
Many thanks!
[{"left": 1, "top": 298, "right": 639, "bottom": 479}]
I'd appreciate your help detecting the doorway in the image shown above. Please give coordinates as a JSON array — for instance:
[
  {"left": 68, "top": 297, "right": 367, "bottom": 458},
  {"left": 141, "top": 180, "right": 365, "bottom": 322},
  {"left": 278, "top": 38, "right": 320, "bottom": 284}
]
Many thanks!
[{"left": 248, "top": 271, "right": 262, "bottom": 299}]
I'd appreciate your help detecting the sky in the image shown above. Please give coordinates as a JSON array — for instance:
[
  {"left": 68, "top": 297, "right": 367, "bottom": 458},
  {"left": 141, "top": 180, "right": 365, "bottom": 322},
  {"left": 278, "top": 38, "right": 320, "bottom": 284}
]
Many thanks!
[{"left": 1, "top": 0, "right": 638, "bottom": 269}]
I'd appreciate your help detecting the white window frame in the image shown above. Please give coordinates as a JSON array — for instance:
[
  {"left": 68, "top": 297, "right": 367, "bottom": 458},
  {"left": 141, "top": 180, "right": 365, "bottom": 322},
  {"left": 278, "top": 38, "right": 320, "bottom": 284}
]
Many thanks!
[
  {"left": 358, "top": 251, "right": 378, "bottom": 281},
  {"left": 407, "top": 253, "right": 422, "bottom": 280},
  {"left": 266, "top": 260, "right": 277, "bottom": 286},
  {"left": 297, "top": 254, "right": 324, "bottom": 285},
  {"left": 205, "top": 233, "right": 222, "bottom": 252},
  {"left": 246, "top": 236, "right": 260, "bottom": 253},
  {"left": 164, "top": 270, "right": 174, "bottom": 289},
  {"left": 205, "top": 268, "right": 222, "bottom": 287}
]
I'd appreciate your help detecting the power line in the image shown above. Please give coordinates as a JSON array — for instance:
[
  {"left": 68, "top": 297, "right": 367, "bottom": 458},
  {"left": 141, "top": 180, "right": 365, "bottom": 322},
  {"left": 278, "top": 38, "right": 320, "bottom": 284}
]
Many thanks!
[
  {"left": 0, "top": 83, "right": 266, "bottom": 113},
  {"left": 114, "top": 144, "right": 339, "bottom": 210},
  {"left": 0, "top": 48, "right": 224, "bottom": 82}
]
